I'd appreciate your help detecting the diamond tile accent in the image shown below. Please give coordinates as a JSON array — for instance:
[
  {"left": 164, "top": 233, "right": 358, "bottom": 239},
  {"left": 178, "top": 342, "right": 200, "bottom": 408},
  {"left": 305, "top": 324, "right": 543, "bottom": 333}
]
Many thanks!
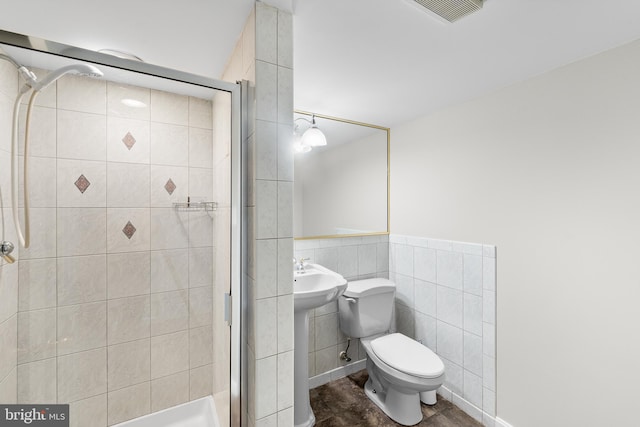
[
  {"left": 74, "top": 174, "right": 91, "bottom": 194},
  {"left": 122, "top": 132, "right": 136, "bottom": 150},
  {"left": 122, "top": 221, "right": 137, "bottom": 240},
  {"left": 164, "top": 178, "right": 176, "bottom": 195}
]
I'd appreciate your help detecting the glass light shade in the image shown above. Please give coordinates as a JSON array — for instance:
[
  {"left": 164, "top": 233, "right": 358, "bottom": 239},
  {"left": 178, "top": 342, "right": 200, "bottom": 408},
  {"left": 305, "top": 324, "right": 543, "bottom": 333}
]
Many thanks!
[
  {"left": 301, "top": 126, "right": 327, "bottom": 147},
  {"left": 293, "top": 140, "right": 312, "bottom": 153}
]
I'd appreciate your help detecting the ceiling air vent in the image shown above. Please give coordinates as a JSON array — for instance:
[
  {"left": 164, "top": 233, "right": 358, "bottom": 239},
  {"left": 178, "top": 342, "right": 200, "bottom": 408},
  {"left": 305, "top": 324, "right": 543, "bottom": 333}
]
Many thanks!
[{"left": 412, "top": 0, "right": 483, "bottom": 22}]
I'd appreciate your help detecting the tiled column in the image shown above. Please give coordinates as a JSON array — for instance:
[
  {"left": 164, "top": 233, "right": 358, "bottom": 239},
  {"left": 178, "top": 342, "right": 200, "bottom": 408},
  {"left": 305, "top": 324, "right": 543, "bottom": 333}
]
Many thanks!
[{"left": 249, "top": 3, "right": 294, "bottom": 426}]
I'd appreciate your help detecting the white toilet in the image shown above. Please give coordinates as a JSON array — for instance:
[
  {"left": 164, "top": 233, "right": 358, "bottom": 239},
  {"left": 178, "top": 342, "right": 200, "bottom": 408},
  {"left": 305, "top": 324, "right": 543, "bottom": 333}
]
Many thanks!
[{"left": 338, "top": 278, "right": 445, "bottom": 426}]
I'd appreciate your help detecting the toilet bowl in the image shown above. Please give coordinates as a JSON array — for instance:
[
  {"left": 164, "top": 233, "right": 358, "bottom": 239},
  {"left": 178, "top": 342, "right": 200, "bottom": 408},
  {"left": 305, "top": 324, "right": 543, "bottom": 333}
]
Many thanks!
[{"left": 338, "top": 278, "right": 445, "bottom": 426}]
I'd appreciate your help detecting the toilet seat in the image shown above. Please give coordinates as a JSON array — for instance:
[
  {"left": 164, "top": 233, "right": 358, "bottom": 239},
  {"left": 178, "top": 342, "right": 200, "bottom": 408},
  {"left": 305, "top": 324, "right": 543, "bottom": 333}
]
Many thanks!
[{"left": 371, "top": 333, "right": 444, "bottom": 379}]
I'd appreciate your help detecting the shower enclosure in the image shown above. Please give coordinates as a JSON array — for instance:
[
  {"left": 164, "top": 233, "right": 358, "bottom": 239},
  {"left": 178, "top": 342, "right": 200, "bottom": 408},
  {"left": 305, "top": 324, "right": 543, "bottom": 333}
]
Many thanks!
[{"left": 0, "top": 30, "right": 242, "bottom": 426}]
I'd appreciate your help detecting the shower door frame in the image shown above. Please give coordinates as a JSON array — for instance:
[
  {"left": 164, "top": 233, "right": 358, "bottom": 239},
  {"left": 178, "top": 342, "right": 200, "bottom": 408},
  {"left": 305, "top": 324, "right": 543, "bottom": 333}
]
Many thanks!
[{"left": 0, "top": 29, "right": 244, "bottom": 427}]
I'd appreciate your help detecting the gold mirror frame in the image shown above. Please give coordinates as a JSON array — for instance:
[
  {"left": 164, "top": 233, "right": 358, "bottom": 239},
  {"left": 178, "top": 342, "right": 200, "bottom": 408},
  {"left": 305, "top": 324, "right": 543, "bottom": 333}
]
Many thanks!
[{"left": 294, "top": 109, "right": 390, "bottom": 240}]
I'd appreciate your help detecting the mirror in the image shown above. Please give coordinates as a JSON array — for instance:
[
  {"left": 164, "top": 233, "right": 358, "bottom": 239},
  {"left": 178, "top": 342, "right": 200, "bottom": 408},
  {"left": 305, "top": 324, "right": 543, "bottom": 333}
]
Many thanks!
[{"left": 293, "top": 110, "right": 389, "bottom": 239}]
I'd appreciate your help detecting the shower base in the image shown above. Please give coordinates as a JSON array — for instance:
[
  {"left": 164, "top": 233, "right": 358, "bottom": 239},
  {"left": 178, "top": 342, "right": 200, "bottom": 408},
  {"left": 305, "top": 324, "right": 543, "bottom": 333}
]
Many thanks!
[{"left": 112, "top": 396, "right": 219, "bottom": 427}]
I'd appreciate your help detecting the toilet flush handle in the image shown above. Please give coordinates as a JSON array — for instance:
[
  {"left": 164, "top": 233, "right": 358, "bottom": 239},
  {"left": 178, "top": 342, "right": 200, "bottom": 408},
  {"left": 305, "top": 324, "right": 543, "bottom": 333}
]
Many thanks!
[{"left": 343, "top": 297, "right": 356, "bottom": 304}]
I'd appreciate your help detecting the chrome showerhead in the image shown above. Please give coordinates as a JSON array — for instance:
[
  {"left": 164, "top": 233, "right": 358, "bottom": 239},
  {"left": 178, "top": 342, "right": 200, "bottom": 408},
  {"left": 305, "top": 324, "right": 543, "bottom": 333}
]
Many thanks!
[{"left": 31, "top": 63, "right": 103, "bottom": 92}]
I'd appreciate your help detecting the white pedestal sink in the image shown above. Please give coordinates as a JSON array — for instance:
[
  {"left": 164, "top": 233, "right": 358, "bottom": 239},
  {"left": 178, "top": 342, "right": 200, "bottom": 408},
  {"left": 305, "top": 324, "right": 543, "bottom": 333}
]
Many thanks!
[{"left": 293, "top": 264, "right": 347, "bottom": 427}]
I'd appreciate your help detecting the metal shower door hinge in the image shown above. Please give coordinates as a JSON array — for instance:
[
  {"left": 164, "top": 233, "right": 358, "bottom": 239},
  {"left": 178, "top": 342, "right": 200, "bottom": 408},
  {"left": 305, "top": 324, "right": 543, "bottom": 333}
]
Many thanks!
[{"left": 224, "top": 292, "right": 232, "bottom": 326}]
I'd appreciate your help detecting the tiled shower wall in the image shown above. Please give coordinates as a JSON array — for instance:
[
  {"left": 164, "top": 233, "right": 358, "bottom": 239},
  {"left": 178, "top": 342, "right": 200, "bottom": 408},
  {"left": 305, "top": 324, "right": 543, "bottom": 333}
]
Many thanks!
[
  {"left": 389, "top": 234, "right": 496, "bottom": 425},
  {"left": 3, "top": 69, "right": 218, "bottom": 426},
  {"left": 222, "top": 3, "right": 295, "bottom": 426},
  {"left": 0, "top": 50, "right": 19, "bottom": 404},
  {"left": 293, "top": 235, "right": 389, "bottom": 379}
]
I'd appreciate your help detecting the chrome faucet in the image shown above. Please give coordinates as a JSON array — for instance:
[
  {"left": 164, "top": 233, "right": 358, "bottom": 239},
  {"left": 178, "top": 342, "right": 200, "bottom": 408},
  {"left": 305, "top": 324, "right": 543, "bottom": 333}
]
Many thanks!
[{"left": 293, "top": 257, "right": 310, "bottom": 273}]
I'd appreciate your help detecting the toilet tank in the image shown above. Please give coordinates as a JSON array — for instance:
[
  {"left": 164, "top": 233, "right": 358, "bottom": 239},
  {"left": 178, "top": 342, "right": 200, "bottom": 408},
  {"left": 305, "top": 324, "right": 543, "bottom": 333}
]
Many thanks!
[{"left": 338, "top": 278, "right": 396, "bottom": 338}]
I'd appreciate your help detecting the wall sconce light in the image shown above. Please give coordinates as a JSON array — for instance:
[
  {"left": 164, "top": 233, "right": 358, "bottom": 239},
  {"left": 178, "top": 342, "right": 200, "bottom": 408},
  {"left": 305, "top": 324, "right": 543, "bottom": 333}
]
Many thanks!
[{"left": 293, "top": 115, "right": 327, "bottom": 153}]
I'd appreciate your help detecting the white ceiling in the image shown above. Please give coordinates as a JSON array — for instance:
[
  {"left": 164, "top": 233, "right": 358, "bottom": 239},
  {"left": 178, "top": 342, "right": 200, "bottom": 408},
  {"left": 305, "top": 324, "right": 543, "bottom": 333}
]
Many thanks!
[{"left": 1, "top": 0, "right": 640, "bottom": 128}]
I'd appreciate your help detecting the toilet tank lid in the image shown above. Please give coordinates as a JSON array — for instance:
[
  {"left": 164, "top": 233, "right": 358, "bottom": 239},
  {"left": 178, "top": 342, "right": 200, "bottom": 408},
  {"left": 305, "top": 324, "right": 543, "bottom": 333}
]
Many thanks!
[{"left": 344, "top": 278, "right": 395, "bottom": 298}]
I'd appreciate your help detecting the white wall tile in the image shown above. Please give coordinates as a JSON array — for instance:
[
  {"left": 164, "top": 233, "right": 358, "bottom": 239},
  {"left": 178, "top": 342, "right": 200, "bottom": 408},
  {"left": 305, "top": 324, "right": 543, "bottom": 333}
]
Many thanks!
[
  {"left": 483, "top": 355, "right": 496, "bottom": 391},
  {"left": 19, "top": 208, "right": 57, "bottom": 259},
  {"left": 150, "top": 165, "right": 189, "bottom": 207},
  {"left": 188, "top": 167, "right": 213, "bottom": 202},
  {"left": 107, "top": 295, "right": 150, "bottom": 345},
  {"left": 107, "top": 208, "right": 150, "bottom": 253},
  {"left": 0, "top": 315, "right": 17, "bottom": 379},
  {"left": 108, "top": 338, "right": 151, "bottom": 391},
  {"left": 150, "top": 249, "right": 189, "bottom": 293},
  {"left": 463, "top": 293, "right": 483, "bottom": 336},
  {"left": 57, "top": 348, "right": 107, "bottom": 403},
  {"left": 56, "top": 159, "right": 106, "bottom": 207},
  {"left": 17, "top": 358, "right": 56, "bottom": 403},
  {"left": 107, "top": 82, "right": 150, "bottom": 121},
  {"left": 463, "top": 254, "right": 483, "bottom": 296},
  {"left": 441, "top": 357, "right": 463, "bottom": 396},
  {"left": 255, "top": 61, "right": 277, "bottom": 122},
  {"left": 150, "top": 331, "right": 189, "bottom": 379},
  {"left": 151, "top": 371, "right": 189, "bottom": 412},
  {"left": 277, "top": 66, "right": 293, "bottom": 124},
  {"left": 189, "top": 364, "right": 213, "bottom": 399},
  {"left": 483, "top": 322, "right": 496, "bottom": 358},
  {"left": 483, "top": 256, "right": 496, "bottom": 291},
  {"left": 255, "top": 120, "right": 277, "bottom": 180},
  {"left": 57, "top": 74, "right": 106, "bottom": 115},
  {"left": 277, "top": 238, "right": 293, "bottom": 295},
  {"left": 330, "top": 244, "right": 357, "bottom": 278},
  {"left": 150, "top": 208, "right": 189, "bottom": 250},
  {"left": 358, "top": 244, "right": 377, "bottom": 276},
  {"left": 17, "top": 309, "right": 55, "bottom": 364},
  {"left": 437, "top": 250, "right": 463, "bottom": 289},
  {"left": 314, "top": 248, "right": 338, "bottom": 273},
  {"left": 188, "top": 210, "right": 213, "bottom": 248},
  {"left": 150, "top": 90, "right": 188, "bottom": 126},
  {"left": 151, "top": 290, "right": 189, "bottom": 336},
  {"left": 254, "top": 354, "right": 277, "bottom": 419},
  {"left": 395, "top": 303, "right": 415, "bottom": 337},
  {"left": 395, "top": 274, "right": 415, "bottom": 308},
  {"left": 256, "top": 180, "right": 277, "bottom": 239},
  {"left": 189, "top": 326, "right": 213, "bottom": 368},
  {"left": 277, "top": 123, "right": 293, "bottom": 182},
  {"left": 414, "top": 311, "right": 437, "bottom": 351},
  {"left": 107, "top": 162, "right": 150, "bottom": 207},
  {"left": 277, "top": 351, "right": 293, "bottom": 411},
  {"left": 188, "top": 97, "right": 213, "bottom": 130},
  {"left": 107, "top": 382, "right": 150, "bottom": 425},
  {"left": 69, "top": 394, "right": 107, "bottom": 427},
  {"left": 277, "top": 181, "right": 293, "bottom": 238},
  {"left": 57, "top": 301, "right": 106, "bottom": 355},
  {"left": 150, "top": 122, "right": 188, "bottom": 167},
  {"left": 57, "top": 110, "right": 106, "bottom": 161},
  {"left": 57, "top": 208, "right": 106, "bottom": 257},
  {"left": 188, "top": 128, "right": 213, "bottom": 169},
  {"left": 277, "top": 295, "right": 293, "bottom": 353},
  {"left": 256, "top": 239, "right": 277, "bottom": 299},
  {"left": 463, "top": 331, "right": 483, "bottom": 376},
  {"left": 463, "top": 370, "right": 483, "bottom": 408},
  {"left": 277, "top": 10, "right": 293, "bottom": 68},
  {"left": 414, "top": 279, "right": 436, "bottom": 317},
  {"left": 189, "top": 247, "right": 213, "bottom": 288},
  {"left": 414, "top": 247, "right": 436, "bottom": 283},
  {"left": 254, "top": 297, "right": 277, "bottom": 359},
  {"left": 256, "top": 3, "right": 278, "bottom": 64},
  {"left": 436, "top": 320, "right": 463, "bottom": 365},
  {"left": 483, "top": 387, "right": 496, "bottom": 416},
  {"left": 106, "top": 116, "right": 150, "bottom": 165},
  {"left": 107, "top": 252, "right": 151, "bottom": 299},
  {"left": 189, "top": 286, "right": 213, "bottom": 328},
  {"left": 437, "top": 286, "right": 463, "bottom": 328},
  {"left": 19, "top": 156, "right": 56, "bottom": 207},
  {"left": 315, "top": 313, "right": 338, "bottom": 350},
  {"left": 483, "top": 290, "right": 496, "bottom": 324},
  {"left": 395, "top": 244, "right": 414, "bottom": 276},
  {"left": 18, "top": 258, "right": 56, "bottom": 311},
  {"left": 57, "top": 255, "right": 106, "bottom": 306}
]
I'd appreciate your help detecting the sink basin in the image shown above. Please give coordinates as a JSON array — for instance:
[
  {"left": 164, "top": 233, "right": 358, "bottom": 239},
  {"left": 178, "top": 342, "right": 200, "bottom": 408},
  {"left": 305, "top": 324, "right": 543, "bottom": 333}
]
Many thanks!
[
  {"left": 294, "top": 263, "right": 347, "bottom": 312},
  {"left": 293, "top": 263, "right": 347, "bottom": 427}
]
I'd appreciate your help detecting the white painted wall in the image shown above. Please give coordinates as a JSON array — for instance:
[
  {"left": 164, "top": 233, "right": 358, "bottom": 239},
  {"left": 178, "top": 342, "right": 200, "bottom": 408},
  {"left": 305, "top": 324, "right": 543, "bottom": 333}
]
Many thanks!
[{"left": 390, "top": 39, "right": 640, "bottom": 427}]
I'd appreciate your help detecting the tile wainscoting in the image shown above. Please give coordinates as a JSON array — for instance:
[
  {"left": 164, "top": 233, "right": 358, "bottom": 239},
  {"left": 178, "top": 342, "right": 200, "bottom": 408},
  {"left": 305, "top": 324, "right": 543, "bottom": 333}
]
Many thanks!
[{"left": 389, "top": 234, "right": 497, "bottom": 426}]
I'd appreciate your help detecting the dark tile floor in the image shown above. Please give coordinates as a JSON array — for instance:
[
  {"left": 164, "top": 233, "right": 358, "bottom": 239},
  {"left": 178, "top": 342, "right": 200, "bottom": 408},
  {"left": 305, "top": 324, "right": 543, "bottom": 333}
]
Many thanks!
[{"left": 310, "top": 370, "right": 482, "bottom": 427}]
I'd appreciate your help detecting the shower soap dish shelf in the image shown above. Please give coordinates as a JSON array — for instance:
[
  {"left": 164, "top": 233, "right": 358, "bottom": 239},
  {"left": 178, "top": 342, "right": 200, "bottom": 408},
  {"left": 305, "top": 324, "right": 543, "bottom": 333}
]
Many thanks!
[{"left": 173, "top": 200, "right": 217, "bottom": 212}]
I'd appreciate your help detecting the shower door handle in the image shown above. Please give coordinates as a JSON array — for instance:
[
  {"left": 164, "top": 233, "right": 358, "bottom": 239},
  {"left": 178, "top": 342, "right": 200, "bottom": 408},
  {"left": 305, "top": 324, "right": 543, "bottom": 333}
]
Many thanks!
[{"left": 224, "top": 292, "right": 232, "bottom": 326}]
